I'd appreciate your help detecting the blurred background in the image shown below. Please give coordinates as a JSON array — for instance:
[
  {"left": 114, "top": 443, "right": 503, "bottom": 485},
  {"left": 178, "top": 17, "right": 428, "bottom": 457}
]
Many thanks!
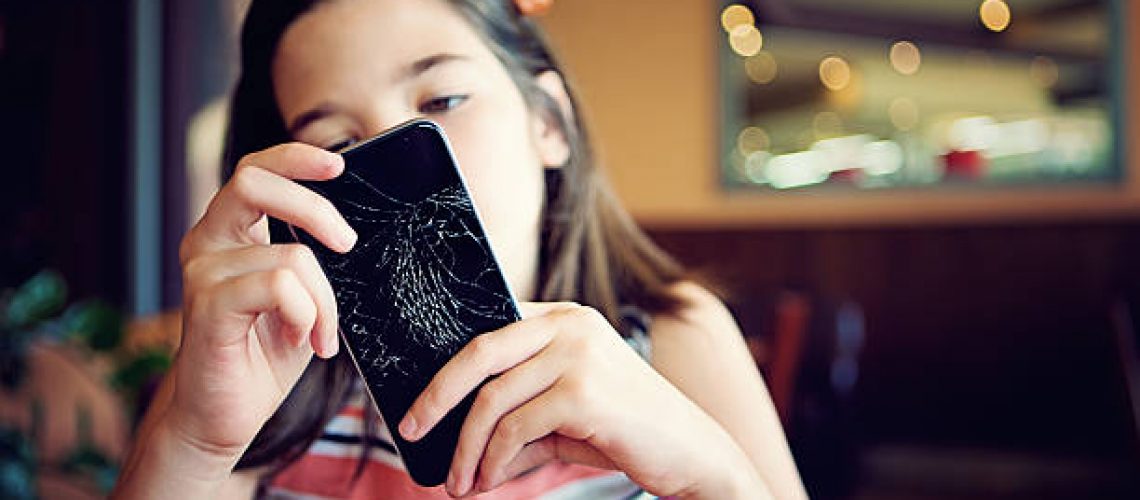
[{"left": 2, "top": 0, "right": 1139, "bottom": 498}]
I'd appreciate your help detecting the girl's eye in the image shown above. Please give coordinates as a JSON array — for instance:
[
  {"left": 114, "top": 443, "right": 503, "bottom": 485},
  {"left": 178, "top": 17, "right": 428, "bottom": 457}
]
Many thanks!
[
  {"left": 418, "top": 94, "right": 469, "bottom": 114},
  {"left": 325, "top": 138, "right": 358, "bottom": 152}
]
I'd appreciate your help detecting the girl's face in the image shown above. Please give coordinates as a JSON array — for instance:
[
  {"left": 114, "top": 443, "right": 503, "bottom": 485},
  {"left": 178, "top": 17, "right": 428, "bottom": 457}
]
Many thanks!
[{"left": 273, "top": 0, "right": 560, "bottom": 300}]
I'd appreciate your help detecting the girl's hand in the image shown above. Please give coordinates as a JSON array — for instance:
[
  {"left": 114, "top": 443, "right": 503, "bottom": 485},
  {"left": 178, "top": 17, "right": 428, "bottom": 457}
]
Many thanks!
[
  {"left": 398, "top": 303, "right": 768, "bottom": 499},
  {"left": 165, "top": 143, "right": 356, "bottom": 464}
]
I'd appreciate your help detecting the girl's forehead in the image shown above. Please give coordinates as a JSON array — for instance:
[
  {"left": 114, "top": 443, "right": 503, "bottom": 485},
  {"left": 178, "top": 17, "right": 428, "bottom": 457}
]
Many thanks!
[
  {"left": 276, "top": 0, "right": 488, "bottom": 69},
  {"left": 272, "top": 0, "right": 499, "bottom": 108}
]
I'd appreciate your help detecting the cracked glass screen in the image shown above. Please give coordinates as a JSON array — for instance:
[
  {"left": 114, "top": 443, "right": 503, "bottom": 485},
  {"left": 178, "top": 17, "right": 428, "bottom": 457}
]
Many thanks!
[{"left": 269, "top": 120, "right": 521, "bottom": 486}]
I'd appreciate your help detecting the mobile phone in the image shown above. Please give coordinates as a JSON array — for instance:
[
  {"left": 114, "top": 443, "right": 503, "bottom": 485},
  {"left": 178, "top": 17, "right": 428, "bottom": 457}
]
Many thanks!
[{"left": 269, "top": 119, "right": 522, "bottom": 486}]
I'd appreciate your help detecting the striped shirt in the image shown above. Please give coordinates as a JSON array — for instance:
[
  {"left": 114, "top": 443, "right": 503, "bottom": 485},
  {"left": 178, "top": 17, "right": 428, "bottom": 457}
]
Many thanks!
[{"left": 267, "top": 307, "right": 656, "bottom": 499}]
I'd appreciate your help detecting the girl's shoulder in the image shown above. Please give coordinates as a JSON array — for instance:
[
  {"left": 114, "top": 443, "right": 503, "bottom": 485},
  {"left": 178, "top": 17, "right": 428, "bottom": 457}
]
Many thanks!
[
  {"left": 647, "top": 281, "right": 744, "bottom": 349},
  {"left": 655, "top": 281, "right": 736, "bottom": 327}
]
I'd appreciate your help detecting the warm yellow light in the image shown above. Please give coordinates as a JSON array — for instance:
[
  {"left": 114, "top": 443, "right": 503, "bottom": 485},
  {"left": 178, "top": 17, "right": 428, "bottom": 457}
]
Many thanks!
[
  {"left": 737, "top": 126, "right": 771, "bottom": 154},
  {"left": 888, "top": 97, "right": 920, "bottom": 131},
  {"left": 744, "top": 51, "right": 778, "bottom": 84},
  {"left": 889, "top": 41, "right": 922, "bottom": 75},
  {"left": 819, "top": 56, "right": 851, "bottom": 91},
  {"left": 1029, "top": 56, "right": 1059, "bottom": 88},
  {"left": 729, "top": 25, "right": 764, "bottom": 57},
  {"left": 720, "top": 4, "right": 754, "bottom": 33},
  {"left": 980, "top": 0, "right": 1011, "bottom": 32}
]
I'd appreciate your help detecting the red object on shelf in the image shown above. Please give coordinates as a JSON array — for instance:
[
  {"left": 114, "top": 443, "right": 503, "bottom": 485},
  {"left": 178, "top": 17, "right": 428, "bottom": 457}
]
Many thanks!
[
  {"left": 941, "top": 149, "right": 987, "bottom": 179},
  {"left": 827, "top": 168, "right": 862, "bottom": 184}
]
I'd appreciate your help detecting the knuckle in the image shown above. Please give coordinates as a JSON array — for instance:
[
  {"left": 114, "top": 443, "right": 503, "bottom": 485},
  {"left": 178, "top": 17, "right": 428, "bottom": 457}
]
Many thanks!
[
  {"left": 465, "top": 334, "right": 494, "bottom": 365},
  {"left": 266, "top": 268, "right": 298, "bottom": 296},
  {"left": 570, "top": 304, "right": 606, "bottom": 326},
  {"left": 548, "top": 301, "right": 582, "bottom": 314},
  {"left": 236, "top": 152, "right": 258, "bottom": 170},
  {"left": 181, "top": 255, "right": 208, "bottom": 288},
  {"left": 496, "top": 414, "right": 523, "bottom": 443},
  {"left": 237, "top": 149, "right": 263, "bottom": 169},
  {"left": 476, "top": 380, "right": 504, "bottom": 410},
  {"left": 551, "top": 305, "right": 584, "bottom": 324},
  {"left": 280, "top": 243, "right": 316, "bottom": 268},
  {"left": 560, "top": 374, "right": 594, "bottom": 406},
  {"left": 229, "top": 165, "right": 263, "bottom": 200},
  {"left": 178, "top": 232, "right": 196, "bottom": 265}
]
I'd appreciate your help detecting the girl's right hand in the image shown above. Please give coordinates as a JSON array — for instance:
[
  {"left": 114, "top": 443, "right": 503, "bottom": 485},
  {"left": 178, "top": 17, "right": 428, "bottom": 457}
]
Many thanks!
[{"left": 164, "top": 143, "right": 356, "bottom": 463}]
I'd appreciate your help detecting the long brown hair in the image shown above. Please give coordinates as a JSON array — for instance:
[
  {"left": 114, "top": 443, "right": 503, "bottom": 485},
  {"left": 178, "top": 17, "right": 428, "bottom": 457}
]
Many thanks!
[{"left": 224, "top": 0, "right": 687, "bottom": 478}]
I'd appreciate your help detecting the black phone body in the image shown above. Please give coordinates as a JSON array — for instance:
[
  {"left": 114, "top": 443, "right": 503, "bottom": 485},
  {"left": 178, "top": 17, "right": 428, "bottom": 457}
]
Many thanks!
[{"left": 269, "top": 119, "right": 521, "bottom": 486}]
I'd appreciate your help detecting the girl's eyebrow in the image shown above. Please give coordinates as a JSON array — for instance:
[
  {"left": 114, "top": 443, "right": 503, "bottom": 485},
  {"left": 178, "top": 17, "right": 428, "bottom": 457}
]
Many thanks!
[
  {"left": 404, "top": 53, "right": 470, "bottom": 80},
  {"left": 288, "top": 53, "right": 471, "bottom": 135}
]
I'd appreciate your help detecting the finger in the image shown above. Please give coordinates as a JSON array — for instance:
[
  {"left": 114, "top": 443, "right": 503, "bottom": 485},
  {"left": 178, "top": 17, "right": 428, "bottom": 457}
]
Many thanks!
[
  {"left": 191, "top": 165, "right": 357, "bottom": 257},
  {"left": 451, "top": 437, "right": 557, "bottom": 497},
  {"left": 180, "top": 142, "right": 346, "bottom": 264},
  {"left": 516, "top": 301, "right": 577, "bottom": 319},
  {"left": 398, "top": 315, "right": 559, "bottom": 442},
  {"left": 474, "top": 387, "right": 592, "bottom": 493},
  {"left": 186, "top": 244, "right": 339, "bottom": 358},
  {"left": 190, "top": 269, "right": 317, "bottom": 353},
  {"left": 447, "top": 352, "right": 563, "bottom": 496},
  {"left": 491, "top": 435, "right": 614, "bottom": 490},
  {"left": 237, "top": 142, "right": 344, "bottom": 181}
]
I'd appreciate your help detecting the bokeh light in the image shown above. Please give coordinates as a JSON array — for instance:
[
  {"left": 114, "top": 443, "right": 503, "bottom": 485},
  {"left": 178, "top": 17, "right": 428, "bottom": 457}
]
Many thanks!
[
  {"left": 819, "top": 56, "right": 851, "bottom": 91},
  {"left": 729, "top": 24, "right": 764, "bottom": 57},
  {"left": 744, "top": 51, "right": 778, "bottom": 84},
  {"left": 737, "top": 126, "right": 771, "bottom": 155},
  {"left": 720, "top": 4, "right": 754, "bottom": 33},
  {"left": 744, "top": 151, "right": 771, "bottom": 184},
  {"left": 980, "top": 0, "right": 1011, "bottom": 32},
  {"left": 889, "top": 41, "right": 922, "bottom": 75}
]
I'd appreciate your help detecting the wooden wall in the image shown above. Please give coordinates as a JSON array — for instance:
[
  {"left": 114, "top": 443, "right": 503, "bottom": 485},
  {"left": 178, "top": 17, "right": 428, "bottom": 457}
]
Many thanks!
[{"left": 651, "top": 222, "right": 1140, "bottom": 457}]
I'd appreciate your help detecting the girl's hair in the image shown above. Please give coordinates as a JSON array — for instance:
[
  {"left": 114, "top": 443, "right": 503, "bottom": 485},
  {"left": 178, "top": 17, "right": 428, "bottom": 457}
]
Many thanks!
[{"left": 224, "top": 0, "right": 687, "bottom": 478}]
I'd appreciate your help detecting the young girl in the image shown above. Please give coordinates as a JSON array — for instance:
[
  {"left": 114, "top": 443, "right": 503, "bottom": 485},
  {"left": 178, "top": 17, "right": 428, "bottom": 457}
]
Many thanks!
[{"left": 113, "top": 0, "right": 805, "bottom": 498}]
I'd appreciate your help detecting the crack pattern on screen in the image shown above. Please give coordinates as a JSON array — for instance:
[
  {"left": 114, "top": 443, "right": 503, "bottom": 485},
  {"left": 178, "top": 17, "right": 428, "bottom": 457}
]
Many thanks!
[{"left": 314, "top": 171, "right": 517, "bottom": 389}]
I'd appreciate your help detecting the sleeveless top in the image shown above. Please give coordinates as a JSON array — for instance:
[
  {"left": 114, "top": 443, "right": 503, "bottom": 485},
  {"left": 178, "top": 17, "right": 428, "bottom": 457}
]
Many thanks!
[{"left": 267, "top": 307, "right": 656, "bottom": 499}]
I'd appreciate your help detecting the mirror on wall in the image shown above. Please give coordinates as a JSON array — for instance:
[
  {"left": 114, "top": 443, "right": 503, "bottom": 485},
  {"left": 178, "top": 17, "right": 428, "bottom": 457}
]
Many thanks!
[{"left": 718, "top": 0, "right": 1121, "bottom": 192}]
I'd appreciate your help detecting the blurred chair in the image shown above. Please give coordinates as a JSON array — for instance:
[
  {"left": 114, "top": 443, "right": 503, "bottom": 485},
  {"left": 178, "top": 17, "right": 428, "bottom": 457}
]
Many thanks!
[{"left": 739, "top": 291, "right": 865, "bottom": 498}]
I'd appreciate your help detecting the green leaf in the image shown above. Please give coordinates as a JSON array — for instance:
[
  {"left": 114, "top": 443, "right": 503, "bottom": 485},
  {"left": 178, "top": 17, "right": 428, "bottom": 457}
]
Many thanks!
[
  {"left": 60, "top": 300, "right": 124, "bottom": 352},
  {"left": 5, "top": 270, "right": 67, "bottom": 330},
  {"left": 111, "top": 350, "right": 172, "bottom": 394}
]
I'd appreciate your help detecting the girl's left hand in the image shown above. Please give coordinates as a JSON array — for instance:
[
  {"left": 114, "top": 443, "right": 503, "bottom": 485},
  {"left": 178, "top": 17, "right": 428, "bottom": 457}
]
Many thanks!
[{"left": 398, "top": 302, "right": 766, "bottom": 498}]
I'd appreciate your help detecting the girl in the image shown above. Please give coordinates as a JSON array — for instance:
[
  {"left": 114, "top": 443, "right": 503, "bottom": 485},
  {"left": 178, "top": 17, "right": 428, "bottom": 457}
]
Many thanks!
[{"left": 113, "top": 0, "right": 805, "bottom": 498}]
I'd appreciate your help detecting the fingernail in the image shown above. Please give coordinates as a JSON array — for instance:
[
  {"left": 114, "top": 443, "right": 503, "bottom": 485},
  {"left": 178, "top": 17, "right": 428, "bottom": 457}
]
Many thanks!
[
  {"left": 446, "top": 470, "right": 455, "bottom": 495},
  {"left": 398, "top": 415, "right": 417, "bottom": 440},
  {"left": 329, "top": 153, "right": 345, "bottom": 172},
  {"left": 325, "top": 332, "right": 339, "bottom": 357},
  {"left": 456, "top": 470, "right": 471, "bottom": 497},
  {"left": 340, "top": 227, "right": 358, "bottom": 252}
]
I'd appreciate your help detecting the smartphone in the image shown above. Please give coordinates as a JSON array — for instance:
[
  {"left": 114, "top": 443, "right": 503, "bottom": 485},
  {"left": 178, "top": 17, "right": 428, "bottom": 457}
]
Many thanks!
[{"left": 269, "top": 119, "right": 522, "bottom": 486}]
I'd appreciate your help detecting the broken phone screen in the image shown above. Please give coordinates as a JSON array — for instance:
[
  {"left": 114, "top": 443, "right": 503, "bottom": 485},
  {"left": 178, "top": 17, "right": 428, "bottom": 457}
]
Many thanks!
[{"left": 269, "top": 119, "right": 521, "bottom": 486}]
